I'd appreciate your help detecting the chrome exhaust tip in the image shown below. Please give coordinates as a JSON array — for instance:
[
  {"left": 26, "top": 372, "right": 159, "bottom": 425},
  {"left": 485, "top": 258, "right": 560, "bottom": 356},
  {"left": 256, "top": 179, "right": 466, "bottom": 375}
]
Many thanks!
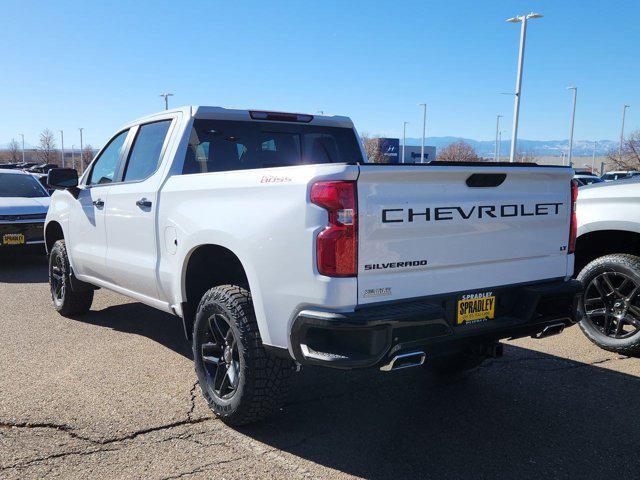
[
  {"left": 380, "top": 351, "right": 426, "bottom": 372},
  {"left": 532, "top": 323, "right": 565, "bottom": 339}
]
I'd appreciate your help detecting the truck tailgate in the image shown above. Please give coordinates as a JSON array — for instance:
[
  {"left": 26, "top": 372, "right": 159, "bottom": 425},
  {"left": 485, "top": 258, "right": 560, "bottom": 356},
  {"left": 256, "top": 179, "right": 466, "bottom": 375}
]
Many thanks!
[{"left": 357, "top": 164, "right": 573, "bottom": 305}]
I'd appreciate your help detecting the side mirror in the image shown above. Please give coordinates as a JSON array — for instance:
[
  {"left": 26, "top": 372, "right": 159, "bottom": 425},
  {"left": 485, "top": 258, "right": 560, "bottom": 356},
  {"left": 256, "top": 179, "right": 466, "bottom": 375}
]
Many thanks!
[{"left": 47, "top": 168, "right": 79, "bottom": 189}]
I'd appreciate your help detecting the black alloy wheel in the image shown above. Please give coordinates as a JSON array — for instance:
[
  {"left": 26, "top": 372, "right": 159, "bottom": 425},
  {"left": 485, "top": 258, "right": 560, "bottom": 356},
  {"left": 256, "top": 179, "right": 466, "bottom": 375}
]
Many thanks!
[{"left": 200, "top": 312, "right": 241, "bottom": 400}]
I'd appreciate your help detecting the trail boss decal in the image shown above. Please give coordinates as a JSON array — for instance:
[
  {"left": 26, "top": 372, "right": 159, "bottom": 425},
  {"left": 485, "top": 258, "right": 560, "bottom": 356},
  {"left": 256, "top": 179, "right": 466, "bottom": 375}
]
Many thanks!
[{"left": 382, "top": 203, "right": 563, "bottom": 223}]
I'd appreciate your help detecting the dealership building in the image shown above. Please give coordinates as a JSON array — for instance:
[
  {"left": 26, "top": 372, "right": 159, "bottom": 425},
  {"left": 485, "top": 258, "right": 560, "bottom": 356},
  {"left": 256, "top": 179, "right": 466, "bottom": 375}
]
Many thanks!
[
  {"left": 400, "top": 145, "right": 437, "bottom": 163},
  {"left": 375, "top": 138, "right": 436, "bottom": 163}
]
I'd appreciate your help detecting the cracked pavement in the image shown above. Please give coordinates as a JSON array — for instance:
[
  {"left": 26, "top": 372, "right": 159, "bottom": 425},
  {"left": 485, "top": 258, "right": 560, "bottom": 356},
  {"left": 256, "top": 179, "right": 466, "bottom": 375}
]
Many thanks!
[{"left": 2, "top": 255, "right": 640, "bottom": 479}]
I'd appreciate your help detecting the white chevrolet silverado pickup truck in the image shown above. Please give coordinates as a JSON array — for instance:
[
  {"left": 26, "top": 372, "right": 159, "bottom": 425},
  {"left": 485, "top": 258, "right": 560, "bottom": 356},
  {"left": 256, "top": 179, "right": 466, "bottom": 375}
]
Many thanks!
[
  {"left": 574, "top": 178, "right": 640, "bottom": 354},
  {"left": 44, "top": 106, "right": 582, "bottom": 425}
]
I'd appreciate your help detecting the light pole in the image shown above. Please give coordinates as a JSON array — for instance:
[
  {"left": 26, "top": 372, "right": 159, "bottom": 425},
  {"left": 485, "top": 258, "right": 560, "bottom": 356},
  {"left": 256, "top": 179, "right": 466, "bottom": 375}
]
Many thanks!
[
  {"left": 566, "top": 86, "right": 577, "bottom": 167},
  {"left": 506, "top": 12, "right": 543, "bottom": 163},
  {"left": 418, "top": 103, "right": 427, "bottom": 163},
  {"left": 497, "top": 130, "right": 506, "bottom": 162},
  {"left": 402, "top": 121, "right": 409, "bottom": 163},
  {"left": 494, "top": 115, "right": 503, "bottom": 161},
  {"left": 79, "top": 128, "right": 84, "bottom": 172},
  {"left": 71, "top": 145, "right": 76, "bottom": 169},
  {"left": 159, "top": 93, "right": 174, "bottom": 110},
  {"left": 619, "top": 104, "right": 630, "bottom": 160},
  {"left": 19, "top": 133, "right": 25, "bottom": 163},
  {"left": 592, "top": 140, "right": 597, "bottom": 173},
  {"left": 59, "top": 130, "right": 65, "bottom": 168}
]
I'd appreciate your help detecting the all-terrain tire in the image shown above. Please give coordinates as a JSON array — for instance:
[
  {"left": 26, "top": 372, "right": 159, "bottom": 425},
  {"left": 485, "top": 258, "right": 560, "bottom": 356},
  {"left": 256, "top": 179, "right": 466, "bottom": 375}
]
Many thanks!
[
  {"left": 577, "top": 254, "right": 640, "bottom": 355},
  {"left": 49, "top": 240, "right": 94, "bottom": 317},
  {"left": 193, "top": 285, "right": 293, "bottom": 425}
]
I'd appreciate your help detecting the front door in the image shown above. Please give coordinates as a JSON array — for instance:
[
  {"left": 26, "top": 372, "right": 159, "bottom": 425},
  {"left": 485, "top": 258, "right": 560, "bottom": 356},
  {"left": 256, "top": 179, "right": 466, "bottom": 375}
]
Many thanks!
[
  {"left": 68, "top": 129, "right": 130, "bottom": 280},
  {"left": 68, "top": 185, "right": 110, "bottom": 279}
]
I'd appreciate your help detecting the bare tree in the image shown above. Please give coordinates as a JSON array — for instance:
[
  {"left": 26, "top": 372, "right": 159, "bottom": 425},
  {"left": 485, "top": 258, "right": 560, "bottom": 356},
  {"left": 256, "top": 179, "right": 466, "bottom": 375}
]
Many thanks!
[
  {"left": 516, "top": 148, "right": 537, "bottom": 163},
  {"left": 8, "top": 138, "right": 21, "bottom": 163},
  {"left": 38, "top": 129, "right": 57, "bottom": 164},
  {"left": 607, "top": 129, "right": 640, "bottom": 170},
  {"left": 82, "top": 145, "right": 95, "bottom": 169},
  {"left": 437, "top": 140, "right": 479, "bottom": 162},
  {"left": 360, "top": 133, "right": 387, "bottom": 163}
]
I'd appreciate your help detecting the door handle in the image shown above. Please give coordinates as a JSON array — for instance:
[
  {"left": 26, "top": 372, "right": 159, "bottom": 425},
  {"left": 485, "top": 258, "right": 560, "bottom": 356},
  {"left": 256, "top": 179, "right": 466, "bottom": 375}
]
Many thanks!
[
  {"left": 92, "top": 199, "right": 104, "bottom": 208},
  {"left": 136, "top": 198, "right": 152, "bottom": 208}
]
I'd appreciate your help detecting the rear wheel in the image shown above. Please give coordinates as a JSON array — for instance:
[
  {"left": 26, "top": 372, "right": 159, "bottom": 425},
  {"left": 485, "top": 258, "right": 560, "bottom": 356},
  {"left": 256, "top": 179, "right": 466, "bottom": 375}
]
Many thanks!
[
  {"left": 193, "top": 285, "right": 293, "bottom": 425},
  {"left": 49, "top": 240, "right": 94, "bottom": 317},
  {"left": 578, "top": 254, "right": 640, "bottom": 355}
]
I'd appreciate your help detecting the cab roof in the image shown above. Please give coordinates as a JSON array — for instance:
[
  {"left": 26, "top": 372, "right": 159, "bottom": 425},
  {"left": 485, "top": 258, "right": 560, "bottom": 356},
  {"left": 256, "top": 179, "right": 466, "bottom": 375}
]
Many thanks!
[{"left": 126, "top": 106, "right": 354, "bottom": 129}]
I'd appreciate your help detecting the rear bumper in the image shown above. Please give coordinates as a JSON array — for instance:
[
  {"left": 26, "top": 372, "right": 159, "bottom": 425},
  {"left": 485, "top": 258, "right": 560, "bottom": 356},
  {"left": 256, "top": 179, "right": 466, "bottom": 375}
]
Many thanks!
[{"left": 291, "top": 278, "right": 583, "bottom": 369}]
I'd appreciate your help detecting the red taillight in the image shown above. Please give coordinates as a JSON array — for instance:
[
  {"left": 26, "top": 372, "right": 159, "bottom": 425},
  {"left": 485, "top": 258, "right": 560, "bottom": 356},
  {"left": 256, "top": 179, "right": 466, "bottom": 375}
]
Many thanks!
[
  {"left": 311, "top": 181, "right": 357, "bottom": 277},
  {"left": 568, "top": 180, "right": 578, "bottom": 254}
]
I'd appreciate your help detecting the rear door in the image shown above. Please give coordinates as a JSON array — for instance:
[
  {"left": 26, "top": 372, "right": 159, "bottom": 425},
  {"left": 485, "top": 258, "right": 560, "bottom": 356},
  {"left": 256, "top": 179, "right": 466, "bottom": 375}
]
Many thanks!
[
  {"left": 356, "top": 164, "right": 573, "bottom": 305},
  {"left": 104, "top": 118, "right": 175, "bottom": 299}
]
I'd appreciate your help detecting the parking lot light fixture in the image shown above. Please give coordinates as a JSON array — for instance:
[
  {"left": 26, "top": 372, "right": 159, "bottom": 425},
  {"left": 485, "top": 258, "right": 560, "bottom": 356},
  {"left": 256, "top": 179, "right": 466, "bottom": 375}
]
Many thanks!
[
  {"left": 59, "top": 130, "right": 65, "bottom": 168},
  {"left": 19, "top": 133, "right": 25, "bottom": 163},
  {"left": 402, "top": 121, "right": 409, "bottom": 163},
  {"left": 567, "top": 86, "right": 577, "bottom": 167},
  {"left": 79, "top": 128, "right": 84, "bottom": 172},
  {"left": 619, "top": 104, "right": 630, "bottom": 160},
  {"left": 160, "top": 92, "right": 174, "bottom": 110},
  {"left": 495, "top": 115, "right": 503, "bottom": 161},
  {"left": 506, "top": 12, "right": 543, "bottom": 162},
  {"left": 418, "top": 103, "right": 427, "bottom": 163}
]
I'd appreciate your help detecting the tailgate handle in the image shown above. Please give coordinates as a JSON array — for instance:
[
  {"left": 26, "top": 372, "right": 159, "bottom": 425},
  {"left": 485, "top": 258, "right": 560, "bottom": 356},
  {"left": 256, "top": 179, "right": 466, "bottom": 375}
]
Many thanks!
[{"left": 466, "top": 173, "right": 506, "bottom": 188}]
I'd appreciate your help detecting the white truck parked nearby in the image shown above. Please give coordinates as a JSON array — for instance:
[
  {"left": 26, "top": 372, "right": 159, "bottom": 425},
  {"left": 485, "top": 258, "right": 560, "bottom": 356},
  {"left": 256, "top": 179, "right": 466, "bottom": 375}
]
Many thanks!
[
  {"left": 45, "top": 106, "right": 582, "bottom": 424},
  {"left": 574, "top": 178, "right": 640, "bottom": 354}
]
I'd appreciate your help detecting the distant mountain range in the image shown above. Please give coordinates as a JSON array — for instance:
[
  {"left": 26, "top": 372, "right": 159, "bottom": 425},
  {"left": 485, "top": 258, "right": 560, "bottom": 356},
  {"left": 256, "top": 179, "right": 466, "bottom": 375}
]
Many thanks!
[
  {"left": 404, "top": 137, "right": 617, "bottom": 157},
  {"left": 1, "top": 137, "right": 617, "bottom": 158}
]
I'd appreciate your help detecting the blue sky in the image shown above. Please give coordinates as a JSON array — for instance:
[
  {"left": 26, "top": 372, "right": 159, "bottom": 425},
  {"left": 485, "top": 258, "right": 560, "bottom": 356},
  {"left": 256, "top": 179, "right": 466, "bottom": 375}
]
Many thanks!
[{"left": 2, "top": 0, "right": 639, "bottom": 148}]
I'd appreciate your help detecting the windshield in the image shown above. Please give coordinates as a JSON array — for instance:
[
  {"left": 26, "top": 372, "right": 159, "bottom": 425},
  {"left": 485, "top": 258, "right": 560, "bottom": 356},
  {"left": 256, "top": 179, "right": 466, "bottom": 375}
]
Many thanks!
[
  {"left": 183, "top": 120, "right": 363, "bottom": 174},
  {"left": 0, "top": 173, "right": 48, "bottom": 198},
  {"left": 581, "top": 177, "right": 603, "bottom": 185}
]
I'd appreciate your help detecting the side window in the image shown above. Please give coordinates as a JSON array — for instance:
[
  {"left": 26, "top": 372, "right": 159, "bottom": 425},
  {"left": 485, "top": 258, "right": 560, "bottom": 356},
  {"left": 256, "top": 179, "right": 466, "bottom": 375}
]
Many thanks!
[
  {"left": 122, "top": 120, "right": 172, "bottom": 182},
  {"left": 88, "top": 130, "right": 129, "bottom": 185}
]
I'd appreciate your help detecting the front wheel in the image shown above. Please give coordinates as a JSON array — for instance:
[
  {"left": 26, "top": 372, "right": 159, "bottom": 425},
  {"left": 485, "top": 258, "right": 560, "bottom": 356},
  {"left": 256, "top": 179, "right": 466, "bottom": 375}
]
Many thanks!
[
  {"left": 578, "top": 254, "right": 640, "bottom": 355},
  {"left": 193, "top": 285, "right": 293, "bottom": 425},
  {"left": 49, "top": 240, "right": 94, "bottom": 317}
]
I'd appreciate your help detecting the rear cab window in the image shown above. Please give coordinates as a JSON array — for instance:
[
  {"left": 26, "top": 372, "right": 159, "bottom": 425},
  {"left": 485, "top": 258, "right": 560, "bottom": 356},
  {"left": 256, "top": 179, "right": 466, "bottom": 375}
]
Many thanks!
[
  {"left": 123, "top": 120, "right": 172, "bottom": 182},
  {"left": 182, "top": 120, "right": 362, "bottom": 174}
]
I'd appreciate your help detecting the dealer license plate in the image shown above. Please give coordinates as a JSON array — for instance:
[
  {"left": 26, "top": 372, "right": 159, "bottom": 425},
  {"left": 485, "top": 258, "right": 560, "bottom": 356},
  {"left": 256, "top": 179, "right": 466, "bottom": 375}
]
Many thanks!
[
  {"left": 457, "top": 292, "right": 496, "bottom": 324},
  {"left": 2, "top": 233, "right": 25, "bottom": 245}
]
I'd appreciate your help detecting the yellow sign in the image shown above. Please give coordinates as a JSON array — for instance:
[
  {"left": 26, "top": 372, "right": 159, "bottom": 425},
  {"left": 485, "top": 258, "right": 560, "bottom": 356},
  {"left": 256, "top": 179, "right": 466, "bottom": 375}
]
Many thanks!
[
  {"left": 3, "top": 234, "right": 25, "bottom": 245},
  {"left": 457, "top": 294, "right": 496, "bottom": 324}
]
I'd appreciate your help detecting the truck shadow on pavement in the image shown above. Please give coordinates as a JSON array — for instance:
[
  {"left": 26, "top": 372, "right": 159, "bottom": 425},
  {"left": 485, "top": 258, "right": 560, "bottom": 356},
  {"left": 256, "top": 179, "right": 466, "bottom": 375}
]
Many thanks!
[
  {"left": 79, "top": 299, "right": 640, "bottom": 479},
  {"left": 239, "top": 345, "right": 640, "bottom": 480},
  {"left": 77, "top": 302, "right": 193, "bottom": 359}
]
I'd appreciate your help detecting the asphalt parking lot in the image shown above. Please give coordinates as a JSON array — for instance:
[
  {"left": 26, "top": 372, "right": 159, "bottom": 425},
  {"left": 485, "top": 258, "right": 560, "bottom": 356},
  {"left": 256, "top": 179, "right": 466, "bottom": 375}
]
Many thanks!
[{"left": 1, "top": 255, "right": 640, "bottom": 480}]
